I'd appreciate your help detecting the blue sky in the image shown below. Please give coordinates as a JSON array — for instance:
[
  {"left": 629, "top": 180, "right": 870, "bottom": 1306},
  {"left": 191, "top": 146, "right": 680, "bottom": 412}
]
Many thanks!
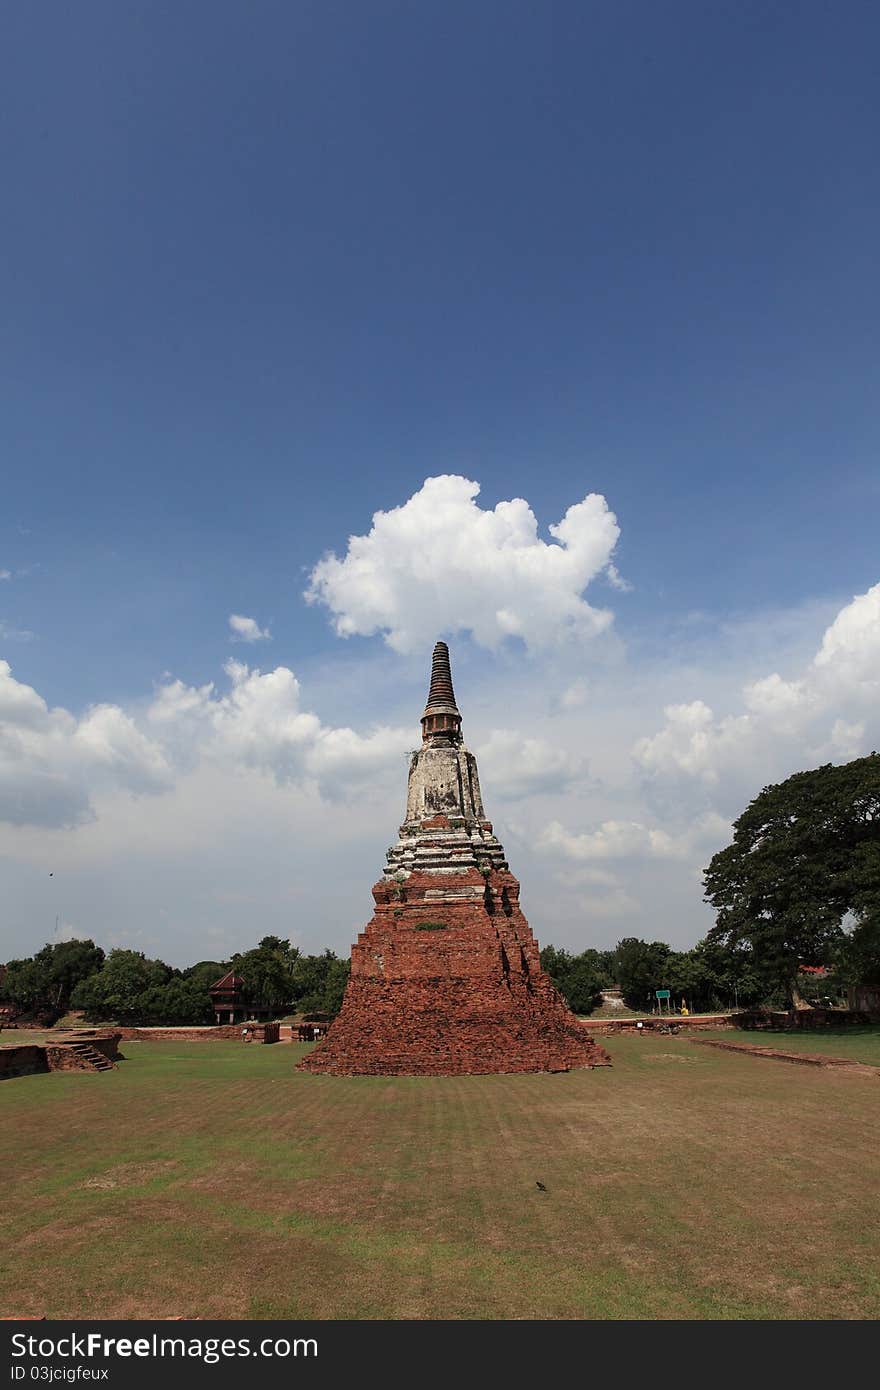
[{"left": 1, "top": 3, "right": 878, "bottom": 965}]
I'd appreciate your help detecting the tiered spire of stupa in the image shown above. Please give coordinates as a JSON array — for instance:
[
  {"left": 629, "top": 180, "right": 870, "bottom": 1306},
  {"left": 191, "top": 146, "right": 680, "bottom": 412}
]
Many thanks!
[{"left": 420, "top": 640, "right": 462, "bottom": 746}]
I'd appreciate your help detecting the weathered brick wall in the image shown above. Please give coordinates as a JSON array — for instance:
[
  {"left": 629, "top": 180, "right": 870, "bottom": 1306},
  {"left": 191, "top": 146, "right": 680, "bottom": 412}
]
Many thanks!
[
  {"left": 113, "top": 1025, "right": 245, "bottom": 1042},
  {"left": 0, "top": 1028, "right": 123, "bottom": 1078},
  {"left": 0, "top": 1045, "right": 49, "bottom": 1079},
  {"left": 586, "top": 1015, "right": 734, "bottom": 1035},
  {"left": 242, "top": 1022, "right": 280, "bottom": 1043},
  {"left": 0, "top": 1034, "right": 122, "bottom": 1078},
  {"left": 53, "top": 1031, "right": 122, "bottom": 1060},
  {"left": 301, "top": 865, "right": 610, "bottom": 1076},
  {"left": 43, "top": 1046, "right": 91, "bottom": 1071}
]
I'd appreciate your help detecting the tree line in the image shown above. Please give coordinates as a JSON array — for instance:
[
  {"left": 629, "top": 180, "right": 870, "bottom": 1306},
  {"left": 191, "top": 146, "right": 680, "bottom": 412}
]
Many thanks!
[
  {"left": 0, "top": 935, "right": 349, "bottom": 1027},
  {"left": 541, "top": 935, "right": 838, "bottom": 1016}
]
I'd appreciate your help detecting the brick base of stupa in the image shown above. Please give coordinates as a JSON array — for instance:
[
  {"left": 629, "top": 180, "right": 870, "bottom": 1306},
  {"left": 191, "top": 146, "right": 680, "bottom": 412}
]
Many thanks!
[{"left": 298, "top": 864, "right": 611, "bottom": 1077}]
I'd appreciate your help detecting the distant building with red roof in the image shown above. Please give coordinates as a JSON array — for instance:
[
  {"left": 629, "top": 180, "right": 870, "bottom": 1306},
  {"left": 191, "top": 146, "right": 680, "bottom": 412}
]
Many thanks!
[{"left": 208, "top": 971, "right": 287, "bottom": 1025}]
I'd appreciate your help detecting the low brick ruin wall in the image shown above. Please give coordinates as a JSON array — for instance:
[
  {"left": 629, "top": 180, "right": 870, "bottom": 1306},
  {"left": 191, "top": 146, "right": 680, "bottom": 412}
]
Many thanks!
[
  {"left": 0, "top": 1032, "right": 122, "bottom": 1079},
  {"left": 52, "top": 1033, "right": 123, "bottom": 1062},
  {"left": 0, "top": 1045, "right": 49, "bottom": 1080},
  {"left": 584, "top": 1014, "right": 734, "bottom": 1036},
  {"left": 114, "top": 1025, "right": 248, "bottom": 1042},
  {"left": 43, "top": 1046, "right": 98, "bottom": 1072},
  {"left": 585, "top": 1008, "right": 877, "bottom": 1037},
  {"left": 242, "top": 1022, "right": 280, "bottom": 1043}
]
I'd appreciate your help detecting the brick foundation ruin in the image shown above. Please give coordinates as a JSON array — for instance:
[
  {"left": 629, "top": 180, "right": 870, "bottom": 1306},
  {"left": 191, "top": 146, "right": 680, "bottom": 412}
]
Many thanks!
[
  {"left": 300, "top": 642, "right": 610, "bottom": 1077},
  {"left": 0, "top": 1031, "right": 122, "bottom": 1081}
]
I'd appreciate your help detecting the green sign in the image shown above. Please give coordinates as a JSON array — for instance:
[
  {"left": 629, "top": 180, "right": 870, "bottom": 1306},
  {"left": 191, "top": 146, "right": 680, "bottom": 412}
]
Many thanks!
[{"left": 655, "top": 989, "right": 671, "bottom": 999}]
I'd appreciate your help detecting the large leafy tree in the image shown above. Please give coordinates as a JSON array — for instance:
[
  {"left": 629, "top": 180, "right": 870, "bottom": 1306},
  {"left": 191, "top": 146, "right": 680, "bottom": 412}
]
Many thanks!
[
  {"left": 613, "top": 937, "right": 673, "bottom": 1010},
  {"left": 72, "top": 949, "right": 171, "bottom": 1023},
  {"left": 685, "top": 938, "right": 776, "bottom": 1011},
  {"left": 703, "top": 754, "right": 880, "bottom": 1009},
  {"left": 1, "top": 957, "right": 50, "bottom": 1016},
  {"left": 0, "top": 938, "right": 105, "bottom": 1021},
  {"left": 291, "top": 949, "right": 349, "bottom": 1014},
  {"left": 834, "top": 912, "right": 880, "bottom": 993},
  {"left": 232, "top": 936, "right": 300, "bottom": 1010},
  {"left": 136, "top": 977, "right": 215, "bottom": 1025},
  {"left": 539, "top": 945, "right": 610, "bottom": 1015},
  {"left": 184, "top": 960, "right": 228, "bottom": 993},
  {"left": 663, "top": 949, "right": 711, "bottom": 1010}
]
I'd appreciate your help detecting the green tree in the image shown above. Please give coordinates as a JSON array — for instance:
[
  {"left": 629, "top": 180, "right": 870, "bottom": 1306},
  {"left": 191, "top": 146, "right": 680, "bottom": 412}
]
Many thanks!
[
  {"left": 686, "top": 938, "right": 773, "bottom": 1011},
  {"left": 136, "top": 977, "right": 215, "bottom": 1025},
  {"left": 664, "top": 949, "right": 707, "bottom": 1010},
  {"left": 595, "top": 949, "right": 617, "bottom": 981},
  {"left": 0, "top": 957, "right": 49, "bottom": 1016},
  {"left": 291, "top": 949, "right": 348, "bottom": 1014},
  {"left": 703, "top": 754, "right": 880, "bottom": 1009},
  {"left": 319, "top": 957, "right": 351, "bottom": 1015},
  {"left": 539, "top": 944, "right": 572, "bottom": 987},
  {"left": 835, "top": 911, "right": 880, "bottom": 992},
  {"left": 613, "top": 937, "right": 672, "bottom": 1009},
  {"left": 0, "top": 938, "right": 105, "bottom": 1021},
  {"left": 563, "top": 956, "right": 606, "bottom": 1015},
  {"left": 184, "top": 960, "right": 228, "bottom": 993},
  {"left": 72, "top": 949, "right": 171, "bottom": 1023},
  {"left": 231, "top": 937, "right": 300, "bottom": 1011},
  {"left": 39, "top": 939, "right": 106, "bottom": 1013},
  {"left": 539, "top": 945, "right": 608, "bottom": 1015}
]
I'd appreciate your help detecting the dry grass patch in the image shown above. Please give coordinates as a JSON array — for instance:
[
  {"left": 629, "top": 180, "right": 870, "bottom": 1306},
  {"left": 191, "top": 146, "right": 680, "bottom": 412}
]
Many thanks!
[{"left": 2, "top": 1038, "right": 879, "bottom": 1319}]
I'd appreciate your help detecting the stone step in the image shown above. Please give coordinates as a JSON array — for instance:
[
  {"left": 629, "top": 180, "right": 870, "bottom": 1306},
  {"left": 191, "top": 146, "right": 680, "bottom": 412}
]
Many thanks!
[{"left": 67, "top": 1043, "right": 116, "bottom": 1071}]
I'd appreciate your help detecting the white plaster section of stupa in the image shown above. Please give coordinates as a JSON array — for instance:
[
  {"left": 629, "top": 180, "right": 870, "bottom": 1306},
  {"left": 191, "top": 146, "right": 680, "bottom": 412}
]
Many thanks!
[{"left": 382, "top": 643, "right": 509, "bottom": 891}]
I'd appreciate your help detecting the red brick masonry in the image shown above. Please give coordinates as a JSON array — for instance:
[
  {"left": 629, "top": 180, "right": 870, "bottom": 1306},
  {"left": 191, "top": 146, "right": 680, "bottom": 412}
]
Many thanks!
[
  {"left": 0, "top": 1031, "right": 122, "bottom": 1080},
  {"left": 299, "top": 865, "right": 611, "bottom": 1076},
  {"left": 585, "top": 1013, "right": 735, "bottom": 1035},
  {"left": 114, "top": 1025, "right": 247, "bottom": 1041}
]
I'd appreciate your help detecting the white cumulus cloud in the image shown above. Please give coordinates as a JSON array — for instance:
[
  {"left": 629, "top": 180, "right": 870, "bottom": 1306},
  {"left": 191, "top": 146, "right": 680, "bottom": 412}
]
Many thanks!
[
  {"left": 633, "top": 582, "right": 880, "bottom": 791},
  {"left": 148, "top": 659, "right": 407, "bottom": 796},
  {"left": 228, "top": 613, "right": 272, "bottom": 643},
  {"left": 813, "top": 582, "right": 880, "bottom": 687},
  {"left": 539, "top": 817, "right": 682, "bottom": 862},
  {"left": 829, "top": 718, "right": 866, "bottom": 760},
  {"left": 559, "top": 677, "right": 590, "bottom": 710},
  {"left": 537, "top": 811, "right": 731, "bottom": 865},
  {"left": 605, "top": 562, "right": 632, "bottom": 593},
  {"left": 742, "top": 673, "right": 812, "bottom": 719},
  {"left": 305, "top": 474, "right": 621, "bottom": 653},
  {"left": 0, "top": 660, "right": 173, "bottom": 828},
  {"left": 476, "top": 729, "right": 584, "bottom": 800},
  {"left": 0, "top": 656, "right": 409, "bottom": 830}
]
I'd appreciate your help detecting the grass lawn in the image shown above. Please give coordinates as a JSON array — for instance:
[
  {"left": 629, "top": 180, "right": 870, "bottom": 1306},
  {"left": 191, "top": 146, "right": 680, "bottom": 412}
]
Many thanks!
[
  {"left": 716, "top": 1025, "right": 880, "bottom": 1067},
  {"left": 2, "top": 1036, "right": 879, "bottom": 1320}
]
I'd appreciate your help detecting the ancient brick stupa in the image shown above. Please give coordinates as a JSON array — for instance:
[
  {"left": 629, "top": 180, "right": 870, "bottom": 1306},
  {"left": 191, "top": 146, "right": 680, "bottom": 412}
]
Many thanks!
[{"left": 299, "top": 642, "right": 611, "bottom": 1076}]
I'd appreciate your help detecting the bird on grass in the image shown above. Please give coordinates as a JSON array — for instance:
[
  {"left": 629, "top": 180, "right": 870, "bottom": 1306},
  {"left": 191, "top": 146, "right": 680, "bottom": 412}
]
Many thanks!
[{"left": 535, "top": 1181, "right": 547, "bottom": 1192}]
